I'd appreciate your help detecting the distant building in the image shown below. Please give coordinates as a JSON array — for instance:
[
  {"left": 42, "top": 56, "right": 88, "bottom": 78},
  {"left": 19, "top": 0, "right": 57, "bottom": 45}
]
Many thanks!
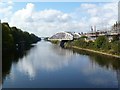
[
  {"left": 71, "top": 32, "right": 81, "bottom": 39},
  {"left": 111, "top": 22, "right": 119, "bottom": 33},
  {"left": 82, "top": 25, "right": 120, "bottom": 42},
  {"left": 84, "top": 22, "right": 120, "bottom": 42}
]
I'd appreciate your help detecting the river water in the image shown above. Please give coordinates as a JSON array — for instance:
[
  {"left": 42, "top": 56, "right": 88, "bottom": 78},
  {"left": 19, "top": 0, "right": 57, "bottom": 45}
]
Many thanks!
[{"left": 2, "top": 40, "right": 120, "bottom": 88}]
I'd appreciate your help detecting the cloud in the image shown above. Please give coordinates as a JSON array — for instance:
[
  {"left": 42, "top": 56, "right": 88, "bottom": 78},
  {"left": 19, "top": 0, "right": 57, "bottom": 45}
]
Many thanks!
[
  {"left": 76, "top": 3, "right": 117, "bottom": 30},
  {"left": 32, "top": 9, "right": 71, "bottom": 23},
  {"left": 8, "top": 3, "right": 75, "bottom": 36},
  {"left": 11, "top": 3, "right": 34, "bottom": 23},
  {"left": 1, "top": 2, "right": 118, "bottom": 36},
  {"left": 2, "top": 0, "right": 120, "bottom": 2},
  {"left": 0, "top": 2, "right": 13, "bottom": 20},
  {"left": 81, "top": 3, "right": 97, "bottom": 9}
]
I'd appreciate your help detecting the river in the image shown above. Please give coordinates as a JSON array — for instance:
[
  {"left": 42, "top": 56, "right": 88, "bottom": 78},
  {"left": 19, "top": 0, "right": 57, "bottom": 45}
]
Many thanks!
[{"left": 2, "top": 40, "right": 120, "bottom": 88}]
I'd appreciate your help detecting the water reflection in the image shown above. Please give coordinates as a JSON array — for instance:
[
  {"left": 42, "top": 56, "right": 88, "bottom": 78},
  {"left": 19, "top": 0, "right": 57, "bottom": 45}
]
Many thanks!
[
  {"left": 2, "top": 45, "right": 34, "bottom": 84},
  {"left": 2, "top": 41, "right": 120, "bottom": 88},
  {"left": 15, "top": 41, "right": 74, "bottom": 79},
  {"left": 72, "top": 48, "right": 120, "bottom": 88},
  {"left": 117, "top": 70, "right": 120, "bottom": 89},
  {"left": 71, "top": 48, "right": 120, "bottom": 70}
]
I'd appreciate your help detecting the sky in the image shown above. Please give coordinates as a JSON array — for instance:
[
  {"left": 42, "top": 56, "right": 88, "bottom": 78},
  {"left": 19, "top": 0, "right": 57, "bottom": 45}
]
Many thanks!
[{"left": 0, "top": 1, "right": 118, "bottom": 37}]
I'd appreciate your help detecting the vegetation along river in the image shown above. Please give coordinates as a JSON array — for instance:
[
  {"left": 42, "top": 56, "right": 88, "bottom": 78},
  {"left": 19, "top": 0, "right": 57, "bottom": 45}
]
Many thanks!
[{"left": 2, "top": 40, "right": 120, "bottom": 88}]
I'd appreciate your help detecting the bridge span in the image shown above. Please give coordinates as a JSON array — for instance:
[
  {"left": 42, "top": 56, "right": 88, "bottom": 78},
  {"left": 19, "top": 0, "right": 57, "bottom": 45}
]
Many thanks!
[
  {"left": 48, "top": 32, "right": 74, "bottom": 41},
  {"left": 48, "top": 32, "right": 74, "bottom": 47}
]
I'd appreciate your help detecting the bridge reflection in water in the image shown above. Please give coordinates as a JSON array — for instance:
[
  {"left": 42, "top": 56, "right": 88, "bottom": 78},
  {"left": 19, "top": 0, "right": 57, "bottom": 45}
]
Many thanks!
[{"left": 48, "top": 31, "right": 120, "bottom": 89}]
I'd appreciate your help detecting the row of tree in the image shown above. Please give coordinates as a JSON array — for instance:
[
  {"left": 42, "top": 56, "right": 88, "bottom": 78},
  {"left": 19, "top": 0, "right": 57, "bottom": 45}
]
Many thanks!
[
  {"left": 2, "top": 22, "right": 41, "bottom": 51},
  {"left": 65, "top": 36, "right": 120, "bottom": 56}
]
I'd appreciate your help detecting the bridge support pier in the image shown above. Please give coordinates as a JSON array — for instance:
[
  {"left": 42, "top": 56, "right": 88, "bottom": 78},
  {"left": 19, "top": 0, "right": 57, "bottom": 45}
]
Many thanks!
[{"left": 60, "top": 40, "right": 69, "bottom": 48}]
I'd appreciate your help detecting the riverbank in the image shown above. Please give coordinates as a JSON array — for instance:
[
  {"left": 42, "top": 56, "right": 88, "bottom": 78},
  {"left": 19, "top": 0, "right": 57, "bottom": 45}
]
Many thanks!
[
  {"left": 48, "top": 37, "right": 120, "bottom": 59},
  {"left": 66, "top": 45, "right": 120, "bottom": 59}
]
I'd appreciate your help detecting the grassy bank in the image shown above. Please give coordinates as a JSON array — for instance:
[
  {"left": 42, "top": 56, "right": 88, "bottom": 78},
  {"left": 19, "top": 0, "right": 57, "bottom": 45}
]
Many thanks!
[
  {"left": 66, "top": 45, "right": 120, "bottom": 59},
  {"left": 64, "top": 36, "right": 120, "bottom": 59},
  {"left": 48, "top": 36, "right": 120, "bottom": 58},
  {"left": 49, "top": 40, "right": 60, "bottom": 44}
]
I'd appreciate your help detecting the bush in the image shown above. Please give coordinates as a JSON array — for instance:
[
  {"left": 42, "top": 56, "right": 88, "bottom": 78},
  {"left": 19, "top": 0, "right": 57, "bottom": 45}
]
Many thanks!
[
  {"left": 94, "top": 36, "right": 109, "bottom": 49},
  {"left": 111, "top": 41, "right": 120, "bottom": 54},
  {"left": 50, "top": 40, "right": 59, "bottom": 44}
]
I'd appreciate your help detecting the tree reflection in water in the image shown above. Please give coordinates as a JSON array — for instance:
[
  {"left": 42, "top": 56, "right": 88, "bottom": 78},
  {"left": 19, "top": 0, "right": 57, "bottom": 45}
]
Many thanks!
[
  {"left": 2, "top": 45, "right": 35, "bottom": 85},
  {"left": 71, "top": 48, "right": 120, "bottom": 89},
  {"left": 2, "top": 42, "right": 120, "bottom": 88},
  {"left": 117, "top": 70, "right": 120, "bottom": 90}
]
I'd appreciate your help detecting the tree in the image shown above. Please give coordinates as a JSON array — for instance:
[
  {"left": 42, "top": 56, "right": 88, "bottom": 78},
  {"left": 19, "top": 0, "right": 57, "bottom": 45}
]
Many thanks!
[
  {"left": 94, "top": 36, "right": 109, "bottom": 49},
  {"left": 2, "top": 23, "right": 14, "bottom": 49},
  {"left": 112, "top": 35, "right": 119, "bottom": 42},
  {"left": 111, "top": 41, "right": 120, "bottom": 54},
  {"left": 2, "top": 22, "right": 41, "bottom": 50}
]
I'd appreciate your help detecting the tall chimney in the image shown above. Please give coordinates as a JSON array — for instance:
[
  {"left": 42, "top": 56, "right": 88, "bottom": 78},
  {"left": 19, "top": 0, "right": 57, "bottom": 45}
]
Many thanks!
[
  {"left": 94, "top": 26, "right": 96, "bottom": 32},
  {"left": 91, "top": 26, "right": 93, "bottom": 33}
]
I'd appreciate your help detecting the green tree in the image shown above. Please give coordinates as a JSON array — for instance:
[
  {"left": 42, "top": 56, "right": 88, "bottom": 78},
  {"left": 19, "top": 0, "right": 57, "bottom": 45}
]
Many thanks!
[
  {"left": 111, "top": 41, "right": 120, "bottom": 54},
  {"left": 95, "top": 36, "right": 108, "bottom": 49},
  {"left": 2, "top": 23, "right": 14, "bottom": 49},
  {"left": 2, "top": 22, "right": 41, "bottom": 50},
  {"left": 112, "top": 35, "right": 119, "bottom": 42}
]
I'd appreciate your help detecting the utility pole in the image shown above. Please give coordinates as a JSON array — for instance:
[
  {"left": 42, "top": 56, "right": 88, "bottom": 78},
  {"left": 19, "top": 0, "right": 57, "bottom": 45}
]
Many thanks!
[{"left": 118, "top": 1, "right": 120, "bottom": 33}]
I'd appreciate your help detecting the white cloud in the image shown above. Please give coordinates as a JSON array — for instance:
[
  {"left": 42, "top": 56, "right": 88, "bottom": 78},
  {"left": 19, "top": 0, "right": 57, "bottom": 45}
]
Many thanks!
[
  {"left": 81, "top": 3, "right": 97, "bottom": 9},
  {"left": 89, "top": 17, "right": 101, "bottom": 25},
  {"left": 0, "top": 2, "right": 13, "bottom": 20},
  {"left": 1, "top": 2, "right": 118, "bottom": 36},
  {"left": 76, "top": 3, "right": 118, "bottom": 30},
  {"left": 32, "top": 9, "right": 71, "bottom": 23},
  {"left": 11, "top": 3, "right": 34, "bottom": 23}
]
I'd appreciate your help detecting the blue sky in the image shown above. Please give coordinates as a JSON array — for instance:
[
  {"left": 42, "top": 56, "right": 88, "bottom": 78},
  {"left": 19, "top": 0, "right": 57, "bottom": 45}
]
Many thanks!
[
  {"left": 10, "top": 2, "right": 102, "bottom": 13},
  {"left": 11, "top": 2, "right": 81, "bottom": 13},
  {"left": 0, "top": 2, "right": 118, "bottom": 36},
  {"left": 2, "top": 0, "right": 119, "bottom": 2}
]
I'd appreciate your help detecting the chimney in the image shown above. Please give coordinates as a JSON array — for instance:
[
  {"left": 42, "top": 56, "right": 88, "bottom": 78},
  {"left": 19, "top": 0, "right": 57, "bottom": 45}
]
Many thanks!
[
  {"left": 91, "top": 26, "right": 93, "bottom": 33},
  {"left": 94, "top": 26, "right": 96, "bottom": 32}
]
